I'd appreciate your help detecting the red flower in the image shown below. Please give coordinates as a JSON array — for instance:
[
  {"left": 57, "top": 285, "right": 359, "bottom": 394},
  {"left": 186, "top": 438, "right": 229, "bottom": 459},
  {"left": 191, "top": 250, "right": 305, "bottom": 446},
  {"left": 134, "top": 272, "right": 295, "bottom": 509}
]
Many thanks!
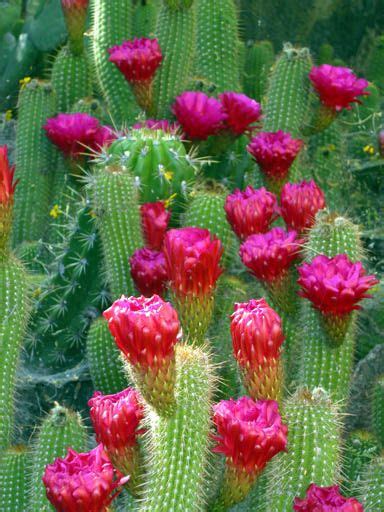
[
  {"left": 280, "top": 180, "right": 326, "bottom": 233},
  {"left": 309, "top": 65, "right": 370, "bottom": 112},
  {"left": 108, "top": 38, "right": 163, "bottom": 83},
  {"left": 231, "top": 299, "right": 284, "bottom": 368},
  {"left": 88, "top": 388, "right": 144, "bottom": 455},
  {"left": 130, "top": 248, "right": 168, "bottom": 297},
  {"left": 103, "top": 295, "right": 180, "bottom": 367},
  {"left": 239, "top": 227, "right": 303, "bottom": 284},
  {"left": 294, "top": 483, "right": 364, "bottom": 511},
  {"left": 163, "top": 227, "right": 223, "bottom": 297},
  {"left": 247, "top": 131, "right": 303, "bottom": 183},
  {"left": 172, "top": 91, "right": 227, "bottom": 140},
  {"left": 212, "top": 397, "right": 287, "bottom": 474},
  {"left": 219, "top": 92, "right": 262, "bottom": 135},
  {"left": 42, "top": 444, "right": 127, "bottom": 512},
  {"left": 140, "top": 201, "right": 171, "bottom": 250},
  {"left": 298, "top": 254, "right": 378, "bottom": 316},
  {"left": 0, "top": 145, "right": 17, "bottom": 205},
  {"left": 224, "top": 186, "right": 279, "bottom": 240}
]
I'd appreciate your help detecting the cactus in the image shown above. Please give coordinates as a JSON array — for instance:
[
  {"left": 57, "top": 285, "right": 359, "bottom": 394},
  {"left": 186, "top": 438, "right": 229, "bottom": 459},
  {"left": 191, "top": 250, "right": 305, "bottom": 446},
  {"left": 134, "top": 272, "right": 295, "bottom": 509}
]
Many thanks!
[
  {"left": 133, "top": 0, "right": 160, "bottom": 37},
  {"left": 153, "top": 1, "right": 196, "bottom": 117},
  {"left": 0, "top": 446, "right": 30, "bottom": 511},
  {"left": 359, "top": 456, "right": 384, "bottom": 511},
  {"left": 365, "top": 35, "right": 384, "bottom": 93},
  {"left": 91, "top": 162, "right": 143, "bottom": 299},
  {"left": 12, "top": 79, "right": 56, "bottom": 246},
  {"left": 140, "top": 344, "right": 215, "bottom": 511},
  {"left": 86, "top": 317, "right": 128, "bottom": 394},
  {"left": 266, "top": 388, "right": 341, "bottom": 511},
  {"left": 372, "top": 376, "right": 384, "bottom": 448},
  {"left": 29, "top": 404, "right": 87, "bottom": 511},
  {"left": 243, "top": 41, "right": 275, "bottom": 102},
  {"left": 70, "top": 96, "right": 105, "bottom": 121},
  {"left": 195, "top": 0, "right": 241, "bottom": 93}
]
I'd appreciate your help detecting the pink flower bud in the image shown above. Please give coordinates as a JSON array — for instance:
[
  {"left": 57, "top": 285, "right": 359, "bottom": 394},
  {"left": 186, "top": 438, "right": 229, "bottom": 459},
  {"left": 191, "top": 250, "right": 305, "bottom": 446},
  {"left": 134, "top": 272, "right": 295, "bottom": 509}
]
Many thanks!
[
  {"left": 130, "top": 248, "right": 168, "bottom": 297},
  {"left": 294, "top": 483, "right": 364, "bottom": 511},
  {"left": 140, "top": 201, "right": 171, "bottom": 250},
  {"left": 0, "top": 145, "right": 17, "bottom": 205},
  {"left": 219, "top": 92, "right": 262, "bottom": 135}
]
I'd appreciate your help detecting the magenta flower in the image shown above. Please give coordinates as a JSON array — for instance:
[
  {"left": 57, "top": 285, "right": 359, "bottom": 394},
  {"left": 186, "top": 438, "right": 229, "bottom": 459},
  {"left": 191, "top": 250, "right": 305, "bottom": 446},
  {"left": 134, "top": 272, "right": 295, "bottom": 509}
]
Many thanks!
[
  {"left": 172, "top": 91, "right": 227, "bottom": 140},
  {"left": 247, "top": 131, "right": 303, "bottom": 187},
  {"left": 293, "top": 484, "right": 364, "bottom": 511},
  {"left": 0, "top": 145, "right": 17, "bottom": 206},
  {"left": 309, "top": 65, "right": 370, "bottom": 112},
  {"left": 298, "top": 254, "right": 378, "bottom": 316},
  {"left": 130, "top": 248, "right": 168, "bottom": 297},
  {"left": 224, "top": 186, "right": 279, "bottom": 240},
  {"left": 140, "top": 201, "right": 171, "bottom": 250},
  {"left": 91, "top": 125, "right": 118, "bottom": 151},
  {"left": 280, "top": 180, "right": 326, "bottom": 233},
  {"left": 42, "top": 444, "right": 127, "bottom": 512},
  {"left": 219, "top": 92, "right": 262, "bottom": 135},
  {"left": 108, "top": 38, "right": 163, "bottom": 83}
]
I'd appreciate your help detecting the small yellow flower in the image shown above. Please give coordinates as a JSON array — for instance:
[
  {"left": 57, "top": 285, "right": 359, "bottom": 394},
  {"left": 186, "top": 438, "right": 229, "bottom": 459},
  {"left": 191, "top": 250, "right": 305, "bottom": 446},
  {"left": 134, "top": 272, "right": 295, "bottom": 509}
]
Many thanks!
[
  {"left": 5, "top": 110, "right": 12, "bottom": 121},
  {"left": 49, "top": 204, "right": 62, "bottom": 219},
  {"left": 162, "top": 169, "right": 174, "bottom": 181},
  {"left": 19, "top": 76, "right": 31, "bottom": 90},
  {"left": 363, "top": 144, "right": 375, "bottom": 155},
  {"left": 164, "top": 193, "right": 177, "bottom": 208},
  {"left": 33, "top": 287, "right": 42, "bottom": 298}
]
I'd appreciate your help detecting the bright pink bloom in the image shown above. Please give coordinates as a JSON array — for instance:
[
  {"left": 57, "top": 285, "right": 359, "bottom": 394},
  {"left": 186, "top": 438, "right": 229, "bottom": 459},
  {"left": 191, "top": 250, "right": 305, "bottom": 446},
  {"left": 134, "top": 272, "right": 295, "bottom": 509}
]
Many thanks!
[
  {"left": 42, "top": 444, "right": 127, "bottom": 512},
  {"left": 213, "top": 397, "right": 287, "bottom": 474},
  {"left": 0, "top": 146, "right": 17, "bottom": 205},
  {"left": 231, "top": 299, "right": 284, "bottom": 368},
  {"left": 309, "top": 65, "right": 370, "bottom": 112},
  {"left": 132, "top": 119, "right": 180, "bottom": 133},
  {"left": 298, "top": 254, "right": 378, "bottom": 316},
  {"left": 108, "top": 38, "right": 162, "bottom": 83},
  {"left": 44, "top": 113, "right": 101, "bottom": 159},
  {"left": 224, "top": 186, "right": 279, "bottom": 240},
  {"left": 103, "top": 295, "right": 180, "bottom": 367},
  {"left": 219, "top": 92, "right": 262, "bottom": 135},
  {"left": 247, "top": 131, "right": 303, "bottom": 182},
  {"left": 239, "top": 227, "right": 303, "bottom": 284},
  {"left": 88, "top": 388, "right": 144, "bottom": 455},
  {"left": 163, "top": 227, "right": 223, "bottom": 297},
  {"left": 91, "top": 125, "right": 118, "bottom": 151},
  {"left": 140, "top": 201, "right": 171, "bottom": 250},
  {"left": 293, "top": 484, "right": 364, "bottom": 511},
  {"left": 280, "top": 180, "right": 326, "bottom": 233},
  {"left": 130, "top": 248, "right": 168, "bottom": 297},
  {"left": 172, "top": 91, "right": 227, "bottom": 140}
]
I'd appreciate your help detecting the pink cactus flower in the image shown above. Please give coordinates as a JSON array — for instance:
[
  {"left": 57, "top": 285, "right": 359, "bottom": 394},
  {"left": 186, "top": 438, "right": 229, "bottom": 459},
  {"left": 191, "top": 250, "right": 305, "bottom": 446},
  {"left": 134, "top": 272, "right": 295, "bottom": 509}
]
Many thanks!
[
  {"left": 91, "top": 125, "right": 118, "bottom": 151},
  {"left": 239, "top": 227, "right": 303, "bottom": 284},
  {"left": 140, "top": 201, "right": 171, "bottom": 250},
  {"left": 247, "top": 131, "right": 303, "bottom": 184},
  {"left": 103, "top": 295, "right": 180, "bottom": 367},
  {"left": 42, "top": 444, "right": 127, "bottom": 512},
  {"left": 309, "top": 65, "right": 370, "bottom": 112},
  {"left": 172, "top": 91, "right": 227, "bottom": 140},
  {"left": 280, "top": 180, "right": 326, "bottom": 233},
  {"left": 293, "top": 483, "right": 364, "bottom": 511},
  {"left": 0, "top": 145, "right": 17, "bottom": 205},
  {"left": 130, "top": 248, "right": 168, "bottom": 297},
  {"left": 219, "top": 92, "right": 262, "bottom": 135},
  {"left": 298, "top": 254, "right": 378, "bottom": 316},
  {"left": 224, "top": 186, "right": 279, "bottom": 240},
  {"left": 108, "top": 38, "right": 163, "bottom": 83},
  {"left": 212, "top": 397, "right": 287, "bottom": 474}
]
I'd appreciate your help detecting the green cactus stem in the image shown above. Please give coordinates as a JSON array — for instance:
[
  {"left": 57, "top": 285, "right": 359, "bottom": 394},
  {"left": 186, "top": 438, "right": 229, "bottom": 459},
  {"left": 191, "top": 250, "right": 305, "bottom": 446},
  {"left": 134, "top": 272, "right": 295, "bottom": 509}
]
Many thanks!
[
  {"left": 243, "top": 40, "right": 275, "bottom": 102},
  {"left": 12, "top": 79, "right": 56, "bottom": 247},
  {"left": 139, "top": 344, "right": 215, "bottom": 511},
  {"left": 0, "top": 446, "right": 30, "bottom": 511},
  {"left": 29, "top": 404, "right": 87, "bottom": 511},
  {"left": 195, "top": 0, "right": 241, "bottom": 93},
  {"left": 359, "top": 456, "right": 384, "bottom": 511},
  {"left": 365, "top": 35, "right": 384, "bottom": 93},
  {"left": 133, "top": 0, "right": 160, "bottom": 38},
  {"left": 266, "top": 387, "right": 341, "bottom": 511},
  {"left": 372, "top": 376, "right": 384, "bottom": 448}
]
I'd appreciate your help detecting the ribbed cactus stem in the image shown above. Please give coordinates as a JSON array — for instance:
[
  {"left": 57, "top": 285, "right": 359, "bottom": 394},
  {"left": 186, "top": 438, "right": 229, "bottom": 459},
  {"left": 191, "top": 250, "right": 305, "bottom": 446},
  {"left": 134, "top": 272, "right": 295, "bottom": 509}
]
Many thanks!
[
  {"left": 12, "top": 79, "right": 56, "bottom": 246},
  {"left": 244, "top": 41, "right": 275, "bottom": 101},
  {"left": 91, "top": 164, "right": 143, "bottom": 299},
  {"left": 29, "top": 404, "right": 87, "bottom": 511},
  {"left": 359, "top": 456, "right": 384, "bottom": 511},
  {"left": 266, "top": 388, "right": 341, "bottom": 510},
  {"left": 195, "top": 0, "right": 241, "bottom": 92},
  {"left": 133, "top": 0, "right": 160, "bottom": 38},
  {"left": 0, "top": 446, "right": 29, "bottom": 511},
  {"left": 139, "top": 344, "right": 215, "bottom": 511},
  {"left": 372, "top": 376, "right": 384, "bottom": 448},
  {"left": 86, "top": 317, "right": 128, "bottom": 394}
]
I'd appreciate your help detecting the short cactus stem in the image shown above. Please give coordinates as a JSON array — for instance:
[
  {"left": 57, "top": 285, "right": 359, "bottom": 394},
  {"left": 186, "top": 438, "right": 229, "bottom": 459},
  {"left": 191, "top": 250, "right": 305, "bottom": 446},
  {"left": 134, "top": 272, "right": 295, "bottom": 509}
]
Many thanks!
[
  {"left": 302, "top": 102, "right": 338, "bottom": 135},
  {"left": 61, "top": 0, "right": 89, "bottom": 55},
  {"left": 213, "top": 465, "right": 261, "bottom": 510},
  {"left": 132, "top": 79, "right": 155, "bottom": 114},
  {"left": 173, "top": 292, "right": 215, "bottom": 343},
  {"left": 320, "top": 311, "right": 353, "bottom": 346},
  {"left": 241, "top": 358, "right": 283, "bottom": 402}
]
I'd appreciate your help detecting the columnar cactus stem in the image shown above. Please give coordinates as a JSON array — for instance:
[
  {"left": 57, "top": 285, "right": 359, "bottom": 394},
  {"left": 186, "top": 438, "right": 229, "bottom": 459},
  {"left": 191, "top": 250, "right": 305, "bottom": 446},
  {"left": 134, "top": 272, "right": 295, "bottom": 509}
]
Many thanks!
[
  {"left": 244, "top": 41, "right": 275, "bottom": 101},
  {"left": 0, "top": 446, "right": 29, "bottom": 511},
  {"left": 359, "top": 456, "right": 384, "bottom": 511},
  {"left": 133, "top": 0, "right": 161, "bottom": 38},
  {"left": 372, "top": 376, "right": 384, "bottom": 448}
]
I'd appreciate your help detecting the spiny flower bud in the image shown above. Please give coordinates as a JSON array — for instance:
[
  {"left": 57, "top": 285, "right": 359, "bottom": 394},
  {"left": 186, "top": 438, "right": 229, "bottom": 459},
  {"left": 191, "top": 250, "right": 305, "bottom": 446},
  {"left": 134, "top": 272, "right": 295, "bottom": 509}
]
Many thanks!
[
  {"left": 42, "top": 444, "right": 127, "bottom": 512},
  {"left": 130, "top": 248, "right": 168, "bottom": 297},
  {"left": 293, "top": 483, "right": 364, "bottom": 511},
  {"left": 140, "top": 201, "right": 171, "bottom": 250},
  {"left": 61, "top": 0, "right": 89, "bottom": 54},
  {"left": 224, "top": 186, "right": 279, "bottom": 240},
  {"left": 219, "top": 92, "right": 262, "bottom": 136},
  {"left": 231, "top": 299, "right": 284, "bottom": 400},
  {"left": 280, "top": 180, "right": 326, "bottom": 234}
]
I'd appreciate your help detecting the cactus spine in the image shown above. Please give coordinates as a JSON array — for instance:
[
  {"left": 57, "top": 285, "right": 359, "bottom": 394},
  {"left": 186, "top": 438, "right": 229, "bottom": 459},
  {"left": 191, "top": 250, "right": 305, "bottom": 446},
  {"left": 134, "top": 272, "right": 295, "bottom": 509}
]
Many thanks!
[
  {"left": 140, "top": 344, "right": 215, "bottom": 511},
  {"left": 195, "top": 0, "right": 241, "bottom": 93},
  {"left": 0, "top": 446, "right": 30, "bottom": 511},
  {"left": 243, "top": 40, "right": 275, "bottom": 102},
  {"left": 12, "top": 80, "right": 56, "bottom": 246},
  {"left": 266, "top": 388, "right": 341, "bottom": 511}
]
